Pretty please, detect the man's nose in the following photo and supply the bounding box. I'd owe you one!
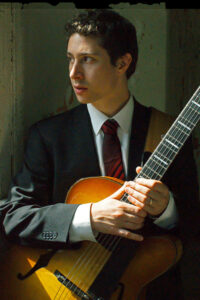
[69,61,84,80]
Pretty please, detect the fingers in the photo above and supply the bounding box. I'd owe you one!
[111,211,145,231]
[91,198,145,242]
[112,207,146,226]
[110,182,128,200]
[118,201,147,218]
[111,227,144,241]
[125,182,159,208]
[136,166,142,174]
[125,168,170,216]
[135,178,168,195]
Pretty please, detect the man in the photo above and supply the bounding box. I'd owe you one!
[0,9,199,299]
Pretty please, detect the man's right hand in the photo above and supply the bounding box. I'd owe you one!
[90,182,147,241]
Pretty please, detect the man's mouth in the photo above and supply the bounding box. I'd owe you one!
[73,86,88,95]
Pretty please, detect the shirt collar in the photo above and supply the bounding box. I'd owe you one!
[87,95,134,135]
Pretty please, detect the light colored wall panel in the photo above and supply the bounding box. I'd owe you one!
[111,4,168,111]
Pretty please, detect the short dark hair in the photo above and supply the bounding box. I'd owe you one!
[65,9,138,79]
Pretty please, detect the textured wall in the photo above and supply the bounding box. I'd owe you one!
[112,3,168,111]
[0,4,13,198]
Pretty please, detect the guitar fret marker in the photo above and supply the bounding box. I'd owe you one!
[192,100,200,108]
[174,125,187,135]
[153,155,168,166]
[165,139,179,149]
[177,121,191,131]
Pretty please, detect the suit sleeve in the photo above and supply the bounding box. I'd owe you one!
[0,124,79,249]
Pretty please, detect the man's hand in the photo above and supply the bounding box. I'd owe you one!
[90,166,169,241]
[91,183,146,242]
[125,166,170,217]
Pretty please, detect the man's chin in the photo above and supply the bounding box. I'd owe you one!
[76,95,92,105]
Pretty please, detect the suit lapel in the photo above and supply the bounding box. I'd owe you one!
[52,104,101,203]
[127,99,151,180]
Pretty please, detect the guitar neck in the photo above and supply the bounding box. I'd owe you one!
[136,86,200,181]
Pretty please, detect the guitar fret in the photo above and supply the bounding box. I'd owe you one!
[154,150,174,163]
[189,105,200,115]
[177,120,191,131]
[169,126,189,140]
[175,121,190,133]
[180,116,195,126]
[138,173,151,179]
[139,154,171,181]
[153,155,168,166]
[169,129,191,144]
[165,138,179,149]
[166,134,184,147]
[147,159,166,175]
[180,108,199,125]
[192,100,200,108]
[161,140,179,154]
[144,165,163,177]
[139,170,160,180]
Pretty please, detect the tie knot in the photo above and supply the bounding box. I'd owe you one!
[102,119,119,135]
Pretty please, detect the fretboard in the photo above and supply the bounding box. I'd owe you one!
[136,85,200,181]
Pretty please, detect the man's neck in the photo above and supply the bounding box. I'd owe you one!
[92,89,130,118]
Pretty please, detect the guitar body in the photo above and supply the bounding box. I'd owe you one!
[0,177,182,300]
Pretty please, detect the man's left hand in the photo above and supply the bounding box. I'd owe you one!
[125,166,170,217]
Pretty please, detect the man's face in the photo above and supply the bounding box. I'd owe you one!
[67,33,120,105]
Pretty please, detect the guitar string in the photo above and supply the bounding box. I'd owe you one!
[55,88,200,299]
[60,89,200,299]
[59,89,200,300]
[58,227,120,299]
[56,237,118,299]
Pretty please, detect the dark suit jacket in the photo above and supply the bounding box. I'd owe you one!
[0,99,199,249]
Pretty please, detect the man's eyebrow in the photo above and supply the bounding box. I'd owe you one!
[67,51,100,56]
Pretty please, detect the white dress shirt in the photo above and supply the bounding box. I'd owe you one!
[69,96,178,242]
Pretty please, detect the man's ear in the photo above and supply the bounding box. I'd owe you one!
[116,53,132,74]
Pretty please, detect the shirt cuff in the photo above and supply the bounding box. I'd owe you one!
[153,191,179,229]
[69,203,97,243]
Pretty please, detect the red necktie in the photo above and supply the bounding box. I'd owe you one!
[102,119,125,180]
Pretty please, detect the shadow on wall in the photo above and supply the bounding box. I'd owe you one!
[0,199,11,260]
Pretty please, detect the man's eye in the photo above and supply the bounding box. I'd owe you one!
[67,57,73,63]
[83,56,93,62]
